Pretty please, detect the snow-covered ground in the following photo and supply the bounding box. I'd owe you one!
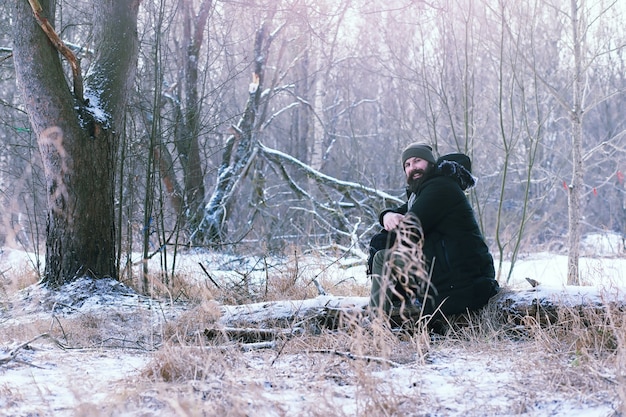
[0,233,624,416]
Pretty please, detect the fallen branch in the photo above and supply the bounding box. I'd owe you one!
[0,333,67,368]
[204,326,303,343]
[259,143,402,204]
[241,341,276,351]
[308,349,402,367]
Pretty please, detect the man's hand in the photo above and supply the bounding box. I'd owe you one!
[382,212,404,231]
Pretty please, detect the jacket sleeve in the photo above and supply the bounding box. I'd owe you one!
[379,202,408,226]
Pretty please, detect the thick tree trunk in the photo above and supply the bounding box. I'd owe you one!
[36,126,118,284]
[13,0,140,286]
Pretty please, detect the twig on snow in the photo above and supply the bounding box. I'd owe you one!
[0,333,67,368]
[308,349,401,367]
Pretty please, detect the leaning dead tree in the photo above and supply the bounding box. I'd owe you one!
[191,18,403,250]
[190,20,278,245]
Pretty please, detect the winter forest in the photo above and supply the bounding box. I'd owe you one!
[1,0,625,286]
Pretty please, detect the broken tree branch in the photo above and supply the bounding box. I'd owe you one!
[259,143,402,205]
[27,0,84,102]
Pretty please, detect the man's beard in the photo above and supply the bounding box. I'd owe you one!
[406,168,428,193]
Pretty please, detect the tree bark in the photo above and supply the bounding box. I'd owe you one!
[13,0,140,286]
[309,48,326,172]
[173,0,211,229]
[566,0,584,285]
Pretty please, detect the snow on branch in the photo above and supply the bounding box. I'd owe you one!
[258,142,400,258]
[258,143,403,204]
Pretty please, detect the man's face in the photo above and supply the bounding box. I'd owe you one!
[404,156,430,182]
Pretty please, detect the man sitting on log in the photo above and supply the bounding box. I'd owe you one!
[368,143,499,322]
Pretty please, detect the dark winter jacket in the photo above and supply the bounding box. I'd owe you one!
[379,154,498,316]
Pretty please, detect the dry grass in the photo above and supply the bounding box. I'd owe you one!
[440,298,626,413]
[135,288,624,415]
[1,251,625,416]
[0,263,39,301]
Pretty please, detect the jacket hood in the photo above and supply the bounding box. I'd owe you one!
[406,152,477,196]
[436,159,476,191]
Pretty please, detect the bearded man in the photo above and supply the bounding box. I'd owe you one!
[368,143,499,320]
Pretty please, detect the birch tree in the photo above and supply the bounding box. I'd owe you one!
[538,0,619,284]
[566,0,585,285]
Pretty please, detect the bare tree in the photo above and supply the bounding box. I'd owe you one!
[12,0,140,286]
[529,0,621,284]
[565,0,585,285]
[168,0,212,230]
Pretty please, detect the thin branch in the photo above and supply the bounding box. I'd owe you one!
[308,349,402,367]
[0,333,67,367]
[198,262,221,289]
[0,48,12,64]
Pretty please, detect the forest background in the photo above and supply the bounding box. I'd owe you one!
[0,0,625,290]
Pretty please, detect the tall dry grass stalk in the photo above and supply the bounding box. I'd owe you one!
[606,302,626,414]
[378,213,430,318]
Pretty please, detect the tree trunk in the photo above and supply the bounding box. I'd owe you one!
[290,49,311,163]
[12,0,140,286]
[567,0,584,285]
[309,48,326,172]
[174,0,211,229]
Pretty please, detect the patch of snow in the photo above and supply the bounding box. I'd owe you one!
[498,253,626,289]
[83,87,110,126]
[0,347,149,417]
[582,232,624,256]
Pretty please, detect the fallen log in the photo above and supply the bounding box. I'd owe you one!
[209,285,626,341]
[217,295,369,335]
[494,285,626,326]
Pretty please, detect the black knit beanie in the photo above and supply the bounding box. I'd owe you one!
[401,143,436,166]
